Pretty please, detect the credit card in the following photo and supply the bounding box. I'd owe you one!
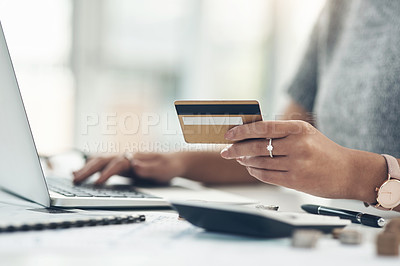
[175,100,262,143]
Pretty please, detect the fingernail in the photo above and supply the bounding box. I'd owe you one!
[220,146,230,158]
[225,129,235,140]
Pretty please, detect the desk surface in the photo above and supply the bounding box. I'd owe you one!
[0,182,399,266]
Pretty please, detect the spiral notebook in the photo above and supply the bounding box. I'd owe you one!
[0,210,145,233]
[0,191,145,234]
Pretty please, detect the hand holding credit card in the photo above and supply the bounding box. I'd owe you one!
[175,100,262,143]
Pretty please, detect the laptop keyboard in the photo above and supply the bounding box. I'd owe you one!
[47,178,159,199]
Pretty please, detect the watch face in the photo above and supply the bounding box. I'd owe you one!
[377,179,400,209]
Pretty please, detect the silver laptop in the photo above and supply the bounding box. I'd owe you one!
[0,21,255,208]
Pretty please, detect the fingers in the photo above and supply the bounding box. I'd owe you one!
[236,156,289,171]
[73,153,167,185]
[95,156,131,185]
[225,120,308,141]
[246,166,288,186]
[73,157,114,184]
[220,137,289,159]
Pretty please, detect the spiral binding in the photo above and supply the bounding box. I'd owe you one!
[0,214,145,233]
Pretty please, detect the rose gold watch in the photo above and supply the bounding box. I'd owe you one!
[373,154,400,210]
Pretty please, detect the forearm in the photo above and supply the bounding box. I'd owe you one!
[176,151,257,185]
[346,149,400,212]
[281,100,400,211]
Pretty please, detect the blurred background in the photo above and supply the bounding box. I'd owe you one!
[0,0,325,157]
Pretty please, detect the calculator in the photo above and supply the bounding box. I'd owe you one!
[170,201,350,238]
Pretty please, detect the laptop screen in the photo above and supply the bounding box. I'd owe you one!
[0,21,50,207]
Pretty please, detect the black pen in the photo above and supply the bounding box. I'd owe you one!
[301,204,386,228]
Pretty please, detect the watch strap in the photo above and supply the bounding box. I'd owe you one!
[382,154,400,179]
[365,154,400,210]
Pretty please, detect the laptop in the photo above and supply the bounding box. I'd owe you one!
[0,21,256,208]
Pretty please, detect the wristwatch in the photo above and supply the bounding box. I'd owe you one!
[373,154,400,210]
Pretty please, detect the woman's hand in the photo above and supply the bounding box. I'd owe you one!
[73,152,185,185]
[220,120,387,201]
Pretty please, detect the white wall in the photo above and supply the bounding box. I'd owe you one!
[0,0,325,155]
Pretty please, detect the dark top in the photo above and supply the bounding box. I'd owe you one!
[287,0,400,157]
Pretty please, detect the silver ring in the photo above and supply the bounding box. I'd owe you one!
[266,138,273,158]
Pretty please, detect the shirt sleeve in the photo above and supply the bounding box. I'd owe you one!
[286,16,320,112]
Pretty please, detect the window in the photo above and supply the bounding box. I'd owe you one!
[73,0,273,154]
[0,0,73,155]
[0,0,324,155]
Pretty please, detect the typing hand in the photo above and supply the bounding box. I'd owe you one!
[220,120,386,201]
[73,152,184,185]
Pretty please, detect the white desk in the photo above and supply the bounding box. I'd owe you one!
[0,182,399,266]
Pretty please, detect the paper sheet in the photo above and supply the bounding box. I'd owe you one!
[0,211,399,266]
[0,190,399,266]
